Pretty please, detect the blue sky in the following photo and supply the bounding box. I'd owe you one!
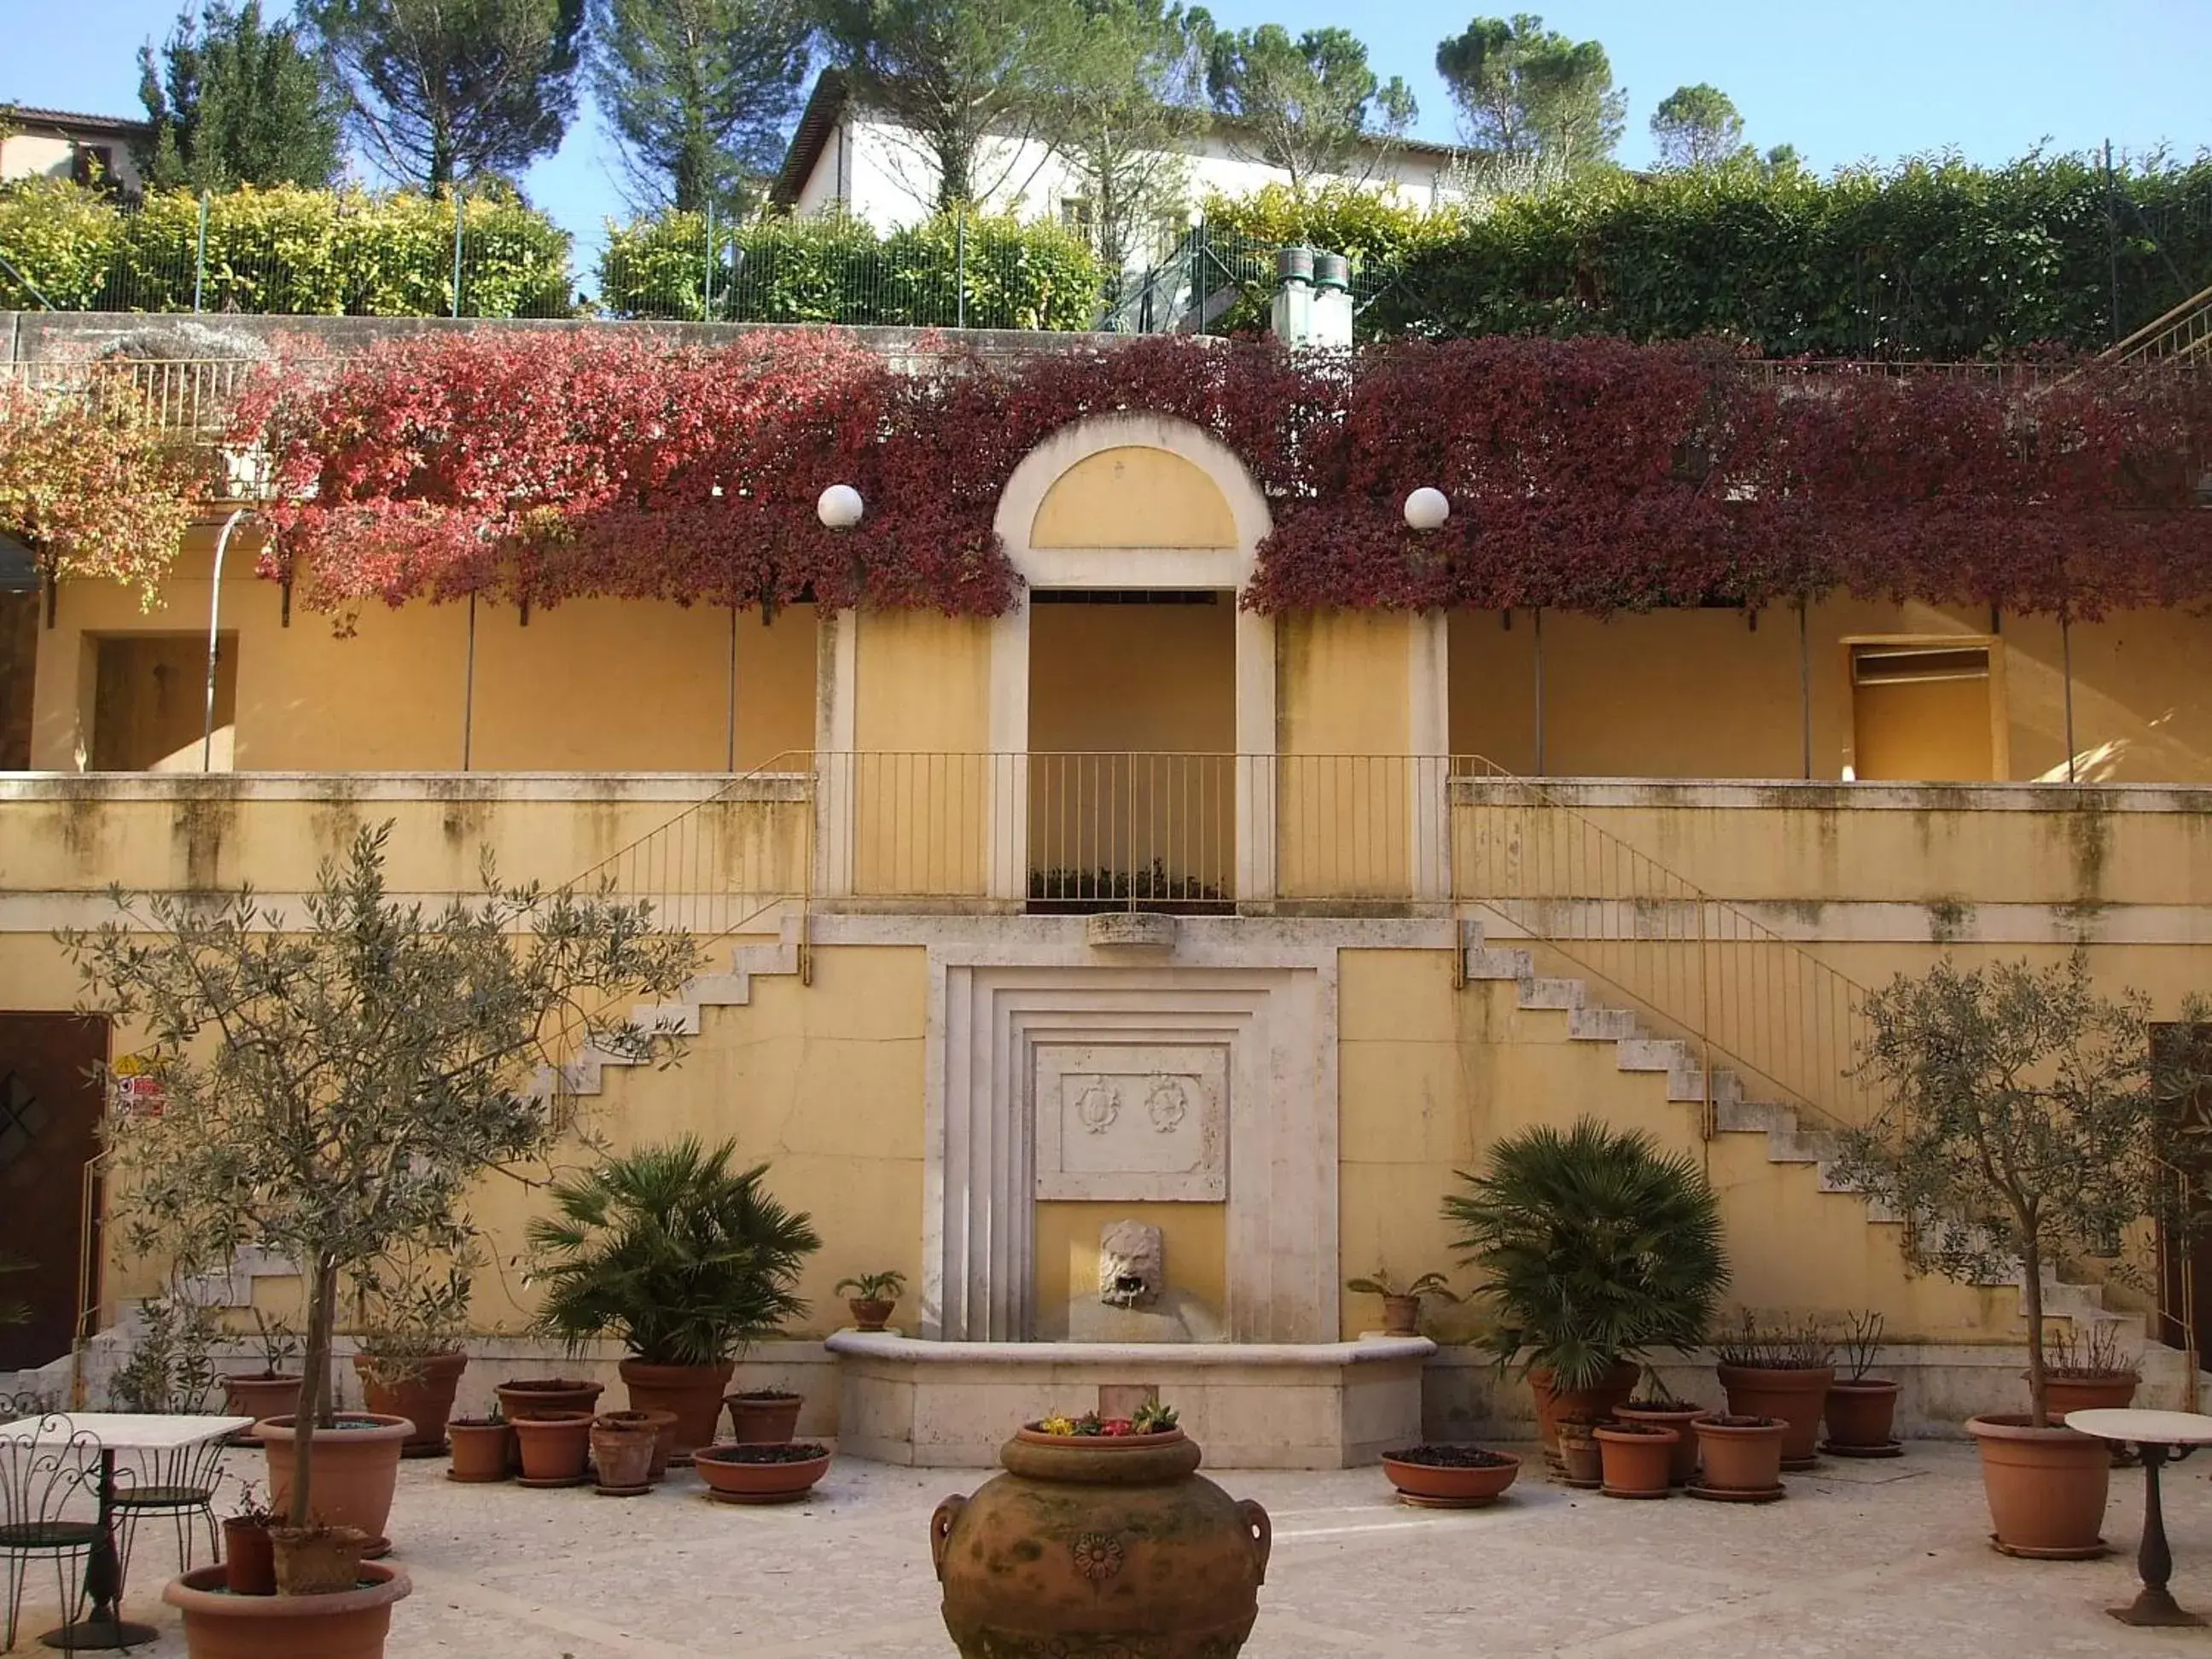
[9,0,2210,270]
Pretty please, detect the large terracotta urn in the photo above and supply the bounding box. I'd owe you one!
[931,1427,1272,1658]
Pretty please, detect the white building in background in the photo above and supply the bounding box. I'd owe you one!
[770,71,1465,268]
[0,106,151,195]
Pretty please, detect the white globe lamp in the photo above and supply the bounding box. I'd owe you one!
[1403,486,1450,533]
[817,484,865,530]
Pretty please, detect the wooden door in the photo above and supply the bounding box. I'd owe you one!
[0,1015,107,1371]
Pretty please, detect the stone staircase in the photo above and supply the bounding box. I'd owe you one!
[1461,921,2144,1351]
[527,914,806,1105]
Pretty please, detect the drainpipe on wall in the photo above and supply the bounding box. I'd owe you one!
[202,507,247,771]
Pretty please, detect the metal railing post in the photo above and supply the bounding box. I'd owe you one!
[955,206,968,330]
[703,198,716,319]
[451,188,465,318]
[193,190,209,313]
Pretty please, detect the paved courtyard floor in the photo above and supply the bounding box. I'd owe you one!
[16,1442,2212,1656]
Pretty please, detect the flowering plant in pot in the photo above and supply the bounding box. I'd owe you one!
[1713,1313,1835,1470]
[69,823,696,1653]
[835,1269,908,1332]
[1443,1118,1729,1469]
[1831,954,2211,1560]
[1823,1311,1901,1456]
[1343,1269,1458,1337]
[527,1136,821,1462]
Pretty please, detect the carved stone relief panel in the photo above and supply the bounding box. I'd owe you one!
[1033,1041,1228,1202]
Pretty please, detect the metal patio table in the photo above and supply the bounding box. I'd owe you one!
[2065,1407,2212,1628]
[1,1411,253,1650]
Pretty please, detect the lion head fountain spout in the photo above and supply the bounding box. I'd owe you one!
[1099,1220,1164,1310]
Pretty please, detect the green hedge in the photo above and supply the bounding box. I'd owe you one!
[0,182,573,316]
[597,210,1109,331]
[1368,153,2212,357]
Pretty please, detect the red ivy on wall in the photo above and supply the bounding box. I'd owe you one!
[240,328,2212,620]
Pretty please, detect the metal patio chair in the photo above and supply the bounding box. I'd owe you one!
[0,1415,102,1651]
[114,1434,228,1585]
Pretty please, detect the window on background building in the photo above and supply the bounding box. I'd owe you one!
[1059,197,1097,247]
[1848,641,1998,782]
[71,144,115,189]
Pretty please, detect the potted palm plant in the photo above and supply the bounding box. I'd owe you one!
[836,1270,908,1332]
[1444,1118,1729,1471]
[1343,1270,1458,1337]
[69,823,696,1658]
[527,1137,821,1464]
[1832,954,2209,1560]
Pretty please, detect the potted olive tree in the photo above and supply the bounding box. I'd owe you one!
[1833,954,2208,1560]
[67,824,696,1658]
[527,1137,820,1462]
[1445,1118,1729,1470]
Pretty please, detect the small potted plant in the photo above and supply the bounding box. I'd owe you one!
[2043,1320,2143,1469]
[595,1407,680,1480]
[1555,1417,1603,1488]
[350,1255,473,1458]
[493,1377,605,1420]
[1377,1443,1521,1507]
[1714,1313,1834,1470]
[1343,1270,1458,1337]
[220,1481,278,1597]
[1593,1421,1678,1499]
[510,1409,595,1486]
[1823,1311,1901,1456]
[1691,1415,1787,1500]
[1614,1371,1709,1487]
[1444,1119,1728,1470]
[1831,954,2209,1559]
[445,1406,511,1483]
[221,1311,304,1432]
[835,1270,908,1332]
[694,1439,835,1504]
[527,1136,821,1463]
[590,1411,660,1496]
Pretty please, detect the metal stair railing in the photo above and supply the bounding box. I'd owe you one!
[2102,284,2212,365]
[1450,757,1883,1140]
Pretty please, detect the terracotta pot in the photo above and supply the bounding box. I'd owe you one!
[2044,1371,2140,1417]
[271,1524,369,1595]
[1969,1414,2111,1557]
[1614,1404,1709,1485]
[1378,1447,1521,1507]
[445,1418,511,1482]
[620,1359,734,1461]
[591,1417,659,1494]
[597,1409,678,1480]
[221,1516,276,1596]
[1695,1415,1786,1493]
[166,1560,409,1659]
[494,1377,604,1421]
[724,1388,804,1444]
[1594,1423,1678,1498]
[352,1351,466,1457]
[254,1414,411,1557]
[1528,1360,1641,1458]
[933,1428,1271,1658]
[694,1441,833,1504]
[1380,1295,1421,1336]
[1716,1364,1834,1464]
[848,1297,897,1331]
[510,1411,594,1483]
[222,1372,303,1429]
[1557,1423,1604,1487]
[1823,1379,1901,1450]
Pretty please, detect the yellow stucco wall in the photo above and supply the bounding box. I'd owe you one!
[31,534,819,775]
[850,609,995,896]
[1030,447,1237,549]
[1277,612,1412,896]
[1448,600,2212,784]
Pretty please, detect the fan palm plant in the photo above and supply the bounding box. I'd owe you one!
[1444,1117,1729,1391]
[527,1138,822,1365]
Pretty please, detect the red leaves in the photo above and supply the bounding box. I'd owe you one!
[242,328,2212,620]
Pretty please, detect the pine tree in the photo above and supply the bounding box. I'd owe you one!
[304,0,587,188]
[1046,0,1208,271]
[1650,84,1744,171]
[137,1,346,192]
[591,0,811,213]
[1435,13,1625,183]
[1188,18,1416,198]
